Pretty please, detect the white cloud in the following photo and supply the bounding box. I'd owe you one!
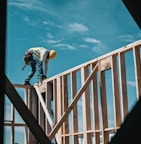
[68,23,89,33]
[92,42,107,54]
[47,40,61,44]
[8,1,57,16]
[79,45,88,48]
[47,32,54,39]
[84,37,100,43]
[55,43,75,50]
[23,16,37,26]
[119,35,137,43]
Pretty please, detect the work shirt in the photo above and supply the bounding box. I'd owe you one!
[27,47,49,75]
[27,47,49,62]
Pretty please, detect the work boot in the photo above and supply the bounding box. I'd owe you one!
[41,75,47,81]
[24,80,31,85]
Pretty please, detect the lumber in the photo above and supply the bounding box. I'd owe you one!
[4,74,51,144]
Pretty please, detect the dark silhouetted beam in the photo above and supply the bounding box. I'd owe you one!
[0,0,6,144]
[109,98,141,144]
[122,0,141,29]
[4,75,51,144]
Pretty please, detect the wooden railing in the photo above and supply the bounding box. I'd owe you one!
[4,39,141,144]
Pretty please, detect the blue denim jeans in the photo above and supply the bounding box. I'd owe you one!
[24,53,46,83]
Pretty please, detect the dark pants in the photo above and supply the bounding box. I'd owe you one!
[24,60,46,83]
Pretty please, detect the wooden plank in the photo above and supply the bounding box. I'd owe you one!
[49,63,98,139]
[56,76,63,144]
[46,82,53,134]
[53,79,58,144]
[4,75,51,144]
[118,52,128,121]
[111,55,121,127]
[34,85,53,128]
[38,83,47,93]
[29,88,37,143]
[53,79,57,124]
[100,71,108,144]
[71,71,79,144]
[92,63,100,144]
[13,84,32,89]
[28,88,38,144]
[99,56,111,71]
[44,40,141,82]
[62,75,69,144]
[11,104,14,144]
[39,92,46,132]
[81,66,92,144]
[133,46,141,99]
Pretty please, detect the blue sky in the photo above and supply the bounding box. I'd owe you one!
[5,0,141,143]
[6,0,141,85]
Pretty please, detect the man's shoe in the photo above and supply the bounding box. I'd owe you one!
[24,81,31,85]
[41,75,47,81]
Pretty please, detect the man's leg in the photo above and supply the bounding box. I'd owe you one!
[24,61,36,85]
[37,62,46,82]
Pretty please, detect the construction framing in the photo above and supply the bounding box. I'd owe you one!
[4,40,141,144]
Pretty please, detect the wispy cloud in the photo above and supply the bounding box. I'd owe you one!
[68,23,89,33]
[55,43,75,50]
[79,44,88,48]
[92,42,107,54]
[84,38,107,54]
[47,39,61,44]
[119,34,138,43]
[23,16,37,26]
[8,0,57,16]
[84,37,100,44]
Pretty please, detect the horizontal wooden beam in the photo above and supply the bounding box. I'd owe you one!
[13,84,33,89]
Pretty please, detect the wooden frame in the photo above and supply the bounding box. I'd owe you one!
[4,40,141,144]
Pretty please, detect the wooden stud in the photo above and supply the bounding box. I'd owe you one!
[118,52,128,121]
[81,66,92,144]
[133,46,141,99]
[71,71,79,144]
[92,63,100,144]
[99,71,108,144]
[62,75,69,144]
[111,55,121,128]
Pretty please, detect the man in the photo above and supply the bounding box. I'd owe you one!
[23,47,56,85]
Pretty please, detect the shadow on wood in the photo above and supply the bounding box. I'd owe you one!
[109,98,141,144]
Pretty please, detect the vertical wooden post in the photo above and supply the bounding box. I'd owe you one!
[56,77,63,144]
[71,71,78,144]
[81,66,92,144]
[11,104,15,144]
[53,79,57,144]
[133,46,141,99]
[111,55,121,128]
[39,92,46,132]
[29,88,38,144]
[24,88,29,144]
[46,82,53,134]
[99,71,108,144]
[119,52,128,121]
[92,63,100,144]
[62,75,69,144]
